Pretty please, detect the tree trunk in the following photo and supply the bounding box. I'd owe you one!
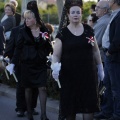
[56,0,64,23]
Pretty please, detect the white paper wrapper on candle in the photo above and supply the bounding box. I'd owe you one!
[13,73,18,82]
[55,79,61,88]
[6,63,18,82]
[6,63,15,75]
[51,62,61,88]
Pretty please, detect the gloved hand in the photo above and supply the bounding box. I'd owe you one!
[97,63,104,81]
[51,62,61,81]
[6,63,15,75]
[52,71,59,80]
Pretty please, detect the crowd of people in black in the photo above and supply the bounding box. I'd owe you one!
[0,0,120,120]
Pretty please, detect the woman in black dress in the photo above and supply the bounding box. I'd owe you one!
[6,2,53,120]
[51,2,104,120]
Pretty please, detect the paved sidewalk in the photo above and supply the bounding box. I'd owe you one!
[0,83,82,119]
[0,83,59,112]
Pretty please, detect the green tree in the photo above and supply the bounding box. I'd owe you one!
[0,2,5,17]
[16,0,21,13]
[39,4,59,24]
[82,1,96,22]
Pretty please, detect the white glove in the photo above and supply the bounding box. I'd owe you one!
[47,55,52,62]
[52,71,59,80]
[97,63,104,81]
[6,63,15,75]
[51,62,61,81]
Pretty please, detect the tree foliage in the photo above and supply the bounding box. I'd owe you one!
[0,2,5,17]
[0,0,21,17]
[82,1,96,22]
[39,4,59,24]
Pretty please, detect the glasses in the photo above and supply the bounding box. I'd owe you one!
[95,6,106,10]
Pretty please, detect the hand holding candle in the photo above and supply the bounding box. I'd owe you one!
[51,62,61,88]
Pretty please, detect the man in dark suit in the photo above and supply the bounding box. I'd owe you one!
[94,0,120,120]
[4,15,39,117]
[0,25,5,55]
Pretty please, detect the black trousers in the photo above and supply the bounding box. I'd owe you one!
[15,65,38,112]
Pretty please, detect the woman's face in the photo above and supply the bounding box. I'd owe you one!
[25,13,36,27]
[4,6,13,16]
[68,6,82,24]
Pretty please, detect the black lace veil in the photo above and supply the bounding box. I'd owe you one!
[27,1,48,32]
[58,0,83,32]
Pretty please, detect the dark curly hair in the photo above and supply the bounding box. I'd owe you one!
[91,13,98,23]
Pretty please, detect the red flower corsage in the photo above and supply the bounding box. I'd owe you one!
[86,36,95,46]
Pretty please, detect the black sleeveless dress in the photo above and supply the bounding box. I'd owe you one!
[56,24,100,116]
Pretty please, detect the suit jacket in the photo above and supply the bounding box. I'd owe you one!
[108,11,120,62]
[0,15,16,32]
[4,24,24,59]
[0,25,4,55]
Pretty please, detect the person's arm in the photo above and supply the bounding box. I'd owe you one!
[93,37,104,81]
[52,38,62,63]
[0,26,5,55]
[11,29,24,65]
[51,38,62,83]
[92,37,102,64]
[4,28,16,59]
[6,29,24,75]
[1,17,14,32]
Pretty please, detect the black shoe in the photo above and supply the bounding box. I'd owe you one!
[94,112,111,119]
[16,111,24,117]
[32,109,39,115]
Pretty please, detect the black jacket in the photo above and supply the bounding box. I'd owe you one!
[108,11,120,62]
[11,26,53,65]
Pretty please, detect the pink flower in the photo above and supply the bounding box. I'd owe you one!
[86,36,95,46]
[40,32,49,40]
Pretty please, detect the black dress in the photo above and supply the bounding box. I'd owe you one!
[56,24,100,116]
[12,26,53,88]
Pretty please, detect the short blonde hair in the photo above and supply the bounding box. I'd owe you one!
[24,10,35,18]
[4,3,16,14]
